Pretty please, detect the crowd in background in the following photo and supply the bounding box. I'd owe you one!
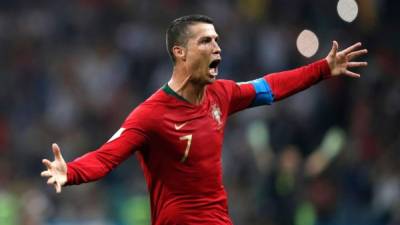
[0,0,399,225]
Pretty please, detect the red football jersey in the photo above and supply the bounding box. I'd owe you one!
[66,59,330,225]
[68,80,256,225]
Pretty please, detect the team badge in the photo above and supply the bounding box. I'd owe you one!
[211,104,222,126]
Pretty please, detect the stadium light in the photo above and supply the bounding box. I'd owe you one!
[337,0,359,23]
[296,29,319,58]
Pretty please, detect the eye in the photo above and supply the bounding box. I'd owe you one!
[200,37,212,44]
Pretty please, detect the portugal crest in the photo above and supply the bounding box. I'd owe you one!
[211,104,222,125]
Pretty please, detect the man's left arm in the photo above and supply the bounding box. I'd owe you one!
[228,41,367,113]
[262,41,367,102]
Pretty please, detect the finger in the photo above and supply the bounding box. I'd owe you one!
[41,170,52,177]
[345,70,361,78]
[330,40,338,56]
[42,159,52,169]
[52,143,63,161]
[55,182,62,193]
[347,62,368,68]
[47,176,56,185]
[348,49,368,60]
[342,42,362,55]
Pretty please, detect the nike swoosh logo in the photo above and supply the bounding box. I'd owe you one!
[174,122,188,130]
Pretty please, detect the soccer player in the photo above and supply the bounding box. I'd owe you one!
[41,15,367,225]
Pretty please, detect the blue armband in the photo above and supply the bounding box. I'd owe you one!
[250,78,274,107]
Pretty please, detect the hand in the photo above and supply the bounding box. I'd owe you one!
[325,41,368,78]
[41,143,67,193]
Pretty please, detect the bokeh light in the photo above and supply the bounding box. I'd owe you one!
[337,0,359,22]
[296,29,319,58]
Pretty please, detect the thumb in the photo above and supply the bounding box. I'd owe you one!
[330,40,338,56]
[52,143,64,162]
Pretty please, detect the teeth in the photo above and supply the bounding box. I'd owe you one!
[209,67,218,76]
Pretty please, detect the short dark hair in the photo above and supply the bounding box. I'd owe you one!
[166,15,214,63]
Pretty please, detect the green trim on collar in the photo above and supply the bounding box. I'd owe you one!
[162,84,190,103]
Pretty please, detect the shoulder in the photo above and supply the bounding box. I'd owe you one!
[211,79,236,88]
[208,79,252,100]
[124,90,168,130]
[208,79,237,96]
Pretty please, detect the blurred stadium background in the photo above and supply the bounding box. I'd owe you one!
[0,0,399,225]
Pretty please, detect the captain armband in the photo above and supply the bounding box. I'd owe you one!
[248,78,274,106]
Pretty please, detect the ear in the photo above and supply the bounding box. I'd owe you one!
[172,46,187,62]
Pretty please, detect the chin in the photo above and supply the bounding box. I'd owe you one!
[194,72,217,85]
[206,75,217,83]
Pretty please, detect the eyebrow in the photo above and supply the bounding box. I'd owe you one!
[198,35,219,42]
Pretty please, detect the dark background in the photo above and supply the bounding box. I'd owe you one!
[0,0,399,224]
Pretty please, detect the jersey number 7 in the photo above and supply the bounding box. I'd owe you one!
[179,134,192,163]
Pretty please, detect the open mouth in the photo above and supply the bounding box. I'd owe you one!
[209,59,221,77]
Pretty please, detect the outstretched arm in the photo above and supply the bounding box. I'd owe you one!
[264,41,368,102]
[41,128,147,193]
[222,41,368,114]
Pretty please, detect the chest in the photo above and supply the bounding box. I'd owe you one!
[155,100,227,164]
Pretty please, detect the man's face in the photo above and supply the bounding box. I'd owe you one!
[182,23,221,84]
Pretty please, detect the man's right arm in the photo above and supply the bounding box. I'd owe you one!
[66,128,147,185]
[41,106,151,193]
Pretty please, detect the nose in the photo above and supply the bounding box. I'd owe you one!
[213,41,221,54]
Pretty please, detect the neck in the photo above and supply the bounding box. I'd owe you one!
[168,66,206,105]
